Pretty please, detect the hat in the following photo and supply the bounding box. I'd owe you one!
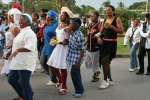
[47,10,57,19]
[21,13,32,24]
[61,7,74,18]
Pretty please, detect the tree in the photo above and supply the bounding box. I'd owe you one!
[129,1,147,10]
[80,5,96,16]
[55,0,76,12]
[102,0,111,7]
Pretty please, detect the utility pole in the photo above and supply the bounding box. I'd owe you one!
[146,0,149,13]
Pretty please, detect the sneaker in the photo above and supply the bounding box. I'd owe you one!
[135,67,140,70]
[72,93,83,98]
[99,80,110,89]
[108,79,114,86]
[129,68,135,72]
[46,80,56,86]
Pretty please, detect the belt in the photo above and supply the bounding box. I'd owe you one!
[103,38,117,42]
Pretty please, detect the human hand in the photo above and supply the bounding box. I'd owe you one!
[97,37,103,45]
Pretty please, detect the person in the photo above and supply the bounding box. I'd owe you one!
[84,11,101,82]
[136,13,150,75]
[47,11,70,95]
[36,13,47,57]
[96,5,123,89]
[66,18,84,97]
[1,8,21,75]
[0,16,6,58]
[40,10,58,85]
[31,12,39,34]
[8,13,37,100]
[124,19,141,72]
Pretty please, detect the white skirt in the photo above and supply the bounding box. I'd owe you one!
[47,44,68,69]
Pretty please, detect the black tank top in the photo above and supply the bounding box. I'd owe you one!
[102,17,117,40]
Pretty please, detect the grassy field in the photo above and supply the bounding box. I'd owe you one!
[117,37,129,55]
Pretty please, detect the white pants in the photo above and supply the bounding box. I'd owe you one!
[84,51,100,73]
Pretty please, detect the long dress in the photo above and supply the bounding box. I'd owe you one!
[47,28,68,69]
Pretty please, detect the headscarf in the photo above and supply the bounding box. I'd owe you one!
[47,10,57,20]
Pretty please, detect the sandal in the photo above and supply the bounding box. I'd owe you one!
[55,83,61,89]
[58,89,67,95]
[13,97,23,100]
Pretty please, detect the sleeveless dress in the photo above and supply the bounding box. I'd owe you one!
[47,28,68,69]
[100,17,117,64]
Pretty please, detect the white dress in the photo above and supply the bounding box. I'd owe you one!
[47,28,68,69]
[1,31,14,75]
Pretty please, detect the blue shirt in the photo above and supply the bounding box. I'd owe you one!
[66,29,84,67]
[42,21,58,56]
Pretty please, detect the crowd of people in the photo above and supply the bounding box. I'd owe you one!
[0,4,150,100]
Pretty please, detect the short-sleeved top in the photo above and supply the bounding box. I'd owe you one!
[10,26,37,72]
[41,21,58,56]
[66,29,84,67]
[87,21,100,52]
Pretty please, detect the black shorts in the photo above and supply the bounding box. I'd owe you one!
[100,42,117,65]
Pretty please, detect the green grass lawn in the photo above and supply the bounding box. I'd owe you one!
[117,37,130,55]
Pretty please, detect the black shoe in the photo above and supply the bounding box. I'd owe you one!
[145,72,150,75]
[136,71,144,75]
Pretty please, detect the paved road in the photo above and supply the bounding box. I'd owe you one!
[0,58,150,100]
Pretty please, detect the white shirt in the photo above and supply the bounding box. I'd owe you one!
[140,23,150,49]
[124,26,141,45]
[10,26,37,72]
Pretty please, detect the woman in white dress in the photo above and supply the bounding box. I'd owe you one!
[47,11,70,95]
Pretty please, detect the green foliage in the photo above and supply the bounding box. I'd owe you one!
[79,5,96,16]
[117,37,129,55]
[129,1,147,10]
[116,8,140,31]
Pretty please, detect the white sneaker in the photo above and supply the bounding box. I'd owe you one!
[107,79,114,86]
[46,81,56,86]
[99,80,110,89]
[129,68,135,72]
[135,67,140,70]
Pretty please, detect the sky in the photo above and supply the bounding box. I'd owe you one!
[75,0,147,9]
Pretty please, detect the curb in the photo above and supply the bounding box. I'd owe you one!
[116,55,130,58]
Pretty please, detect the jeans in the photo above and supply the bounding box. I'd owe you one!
[40,54,57,83]
[8,70,33,100]
[130,43,139,69]
[138,46,150,72]
[71,66,84,94]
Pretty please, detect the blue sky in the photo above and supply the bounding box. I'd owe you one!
[75,0,147,9]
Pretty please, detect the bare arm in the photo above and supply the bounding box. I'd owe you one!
[110,17,124,33]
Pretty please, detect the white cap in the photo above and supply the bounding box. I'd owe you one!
[21,13,32,24]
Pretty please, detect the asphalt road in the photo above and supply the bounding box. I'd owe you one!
[0,58,150,100]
